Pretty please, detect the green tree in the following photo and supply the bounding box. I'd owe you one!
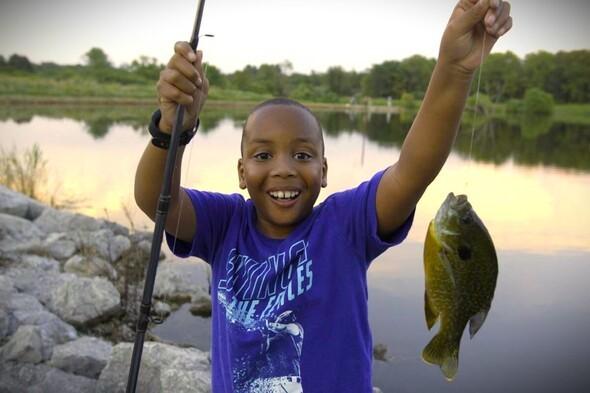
[230,65,258,92]
[524,51,555,92]
[552,50,590,102]
[362,60,403,98]
[8,54,34,72]
[204,63,226,88]
[480,51,524,101]
[400,55,435,96]
[523,87,554,115]
[83,47,111,68]
[0,55,5,67]
[129,55,163,81]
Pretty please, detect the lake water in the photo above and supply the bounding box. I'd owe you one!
[1,103,589,392]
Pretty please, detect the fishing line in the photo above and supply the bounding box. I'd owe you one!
[171,61,209,253]
[464,31,487,190]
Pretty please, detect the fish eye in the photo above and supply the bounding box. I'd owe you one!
[458,245,472,261]
[461,214,473,225]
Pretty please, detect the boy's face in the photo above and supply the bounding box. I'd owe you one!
[238,105,327,239]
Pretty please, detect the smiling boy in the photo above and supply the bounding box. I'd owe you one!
[135,1,512,391]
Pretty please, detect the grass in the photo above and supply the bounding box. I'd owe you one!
[0,144,84,209]
[1,74,589,125]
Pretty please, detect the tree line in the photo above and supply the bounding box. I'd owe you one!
[1,48,589,103]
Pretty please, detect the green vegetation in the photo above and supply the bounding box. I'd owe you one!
[0,144,83,209]
[523,88,555,115]
[0,144,46,200]
[1,47,589,106]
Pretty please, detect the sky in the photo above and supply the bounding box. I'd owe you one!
[0,0,589,74]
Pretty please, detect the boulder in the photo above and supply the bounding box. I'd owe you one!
[49,336,112,379]
[96,342,211,393]
[0,213,44,251]
[0,361,97,393]
[4,293,77,356]
[34,207,103,234]
[43,233,77,260]
[72,229,131,263]
[154,261,210,302]
[0,325,45,363]
[64,254,117,280]
[4,260,67,306]
[189,291,212,317]
[0,185,45,220]
[46,275,120,327]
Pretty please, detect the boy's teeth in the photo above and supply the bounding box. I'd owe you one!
[269,191,300,200]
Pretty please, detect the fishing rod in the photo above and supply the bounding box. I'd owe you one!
[125,1,208,392]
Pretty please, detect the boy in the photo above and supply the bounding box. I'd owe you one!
[135,0,512,391]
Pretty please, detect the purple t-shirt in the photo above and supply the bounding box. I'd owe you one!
[166,170,413,393]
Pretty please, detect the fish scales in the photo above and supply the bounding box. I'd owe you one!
[422,193,498,381]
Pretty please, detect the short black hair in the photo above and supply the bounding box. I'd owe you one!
[241,97,325,156]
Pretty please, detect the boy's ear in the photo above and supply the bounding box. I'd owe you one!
[321,157,328,188]
[238,158,247,189]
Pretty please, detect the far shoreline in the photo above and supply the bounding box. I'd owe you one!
[0,95,402,114]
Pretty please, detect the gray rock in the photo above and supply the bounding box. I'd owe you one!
[64,254,117,280]
[97,342,211,393]
[0,213,44,251]
[154,261,210,302]
[0,185,45,220]
[72,229,131,262]
[47,275,120,326]
[0,275,15,301]
[4,264,67,306]
[0,361,97,393]
[0,325,44,363]
[0,309,9,339]
[190,291,212,317]
[49,336,112,379]
[34,207,103,234]
[153,300,172,317]
[20,254,60,273]
[4,293,77,354]
[43,233,77,260]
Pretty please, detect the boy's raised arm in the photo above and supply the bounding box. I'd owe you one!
[375,0,512,238]
[134,42,209,243]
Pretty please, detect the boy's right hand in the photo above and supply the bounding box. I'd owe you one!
[156,42,209,133]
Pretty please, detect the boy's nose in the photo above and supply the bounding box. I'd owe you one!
[270,155,296,178]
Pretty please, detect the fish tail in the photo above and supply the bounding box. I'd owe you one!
[421,333,459,381]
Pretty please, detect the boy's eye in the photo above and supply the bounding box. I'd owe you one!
[294,152,312,160]
[254,152,271,161]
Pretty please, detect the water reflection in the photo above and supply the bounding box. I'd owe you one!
[1,104,589,171]
[0,104,589,254]
[1,104,589,391]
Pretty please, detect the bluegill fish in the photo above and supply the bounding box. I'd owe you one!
[422,193,498,381]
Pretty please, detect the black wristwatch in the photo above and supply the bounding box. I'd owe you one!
[148,109,199,149]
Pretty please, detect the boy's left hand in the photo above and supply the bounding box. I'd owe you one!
[438,0,512,77]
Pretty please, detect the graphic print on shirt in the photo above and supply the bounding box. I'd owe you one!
[217,239,313,392]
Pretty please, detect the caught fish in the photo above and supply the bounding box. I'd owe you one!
[422,193,498,381]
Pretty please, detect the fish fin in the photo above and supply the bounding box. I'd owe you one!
[438,250,456,287]
[469,309,489,338]
[421,333,460,381]
[424,291,438,330]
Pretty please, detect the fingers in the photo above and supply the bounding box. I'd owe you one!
[158,42,205,105]
[453,0,512,37]
[484,1,512,37]
[453,0,493,33]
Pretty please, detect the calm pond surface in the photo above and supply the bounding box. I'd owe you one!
[1,104,589,392]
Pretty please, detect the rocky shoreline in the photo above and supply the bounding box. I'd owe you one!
[0,185,385,393]
[0,185,212,392]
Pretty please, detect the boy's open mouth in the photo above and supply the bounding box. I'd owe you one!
[268,190,301,201]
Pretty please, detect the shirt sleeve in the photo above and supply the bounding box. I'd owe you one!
[165,189,245,263]
[326,169,414,264]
